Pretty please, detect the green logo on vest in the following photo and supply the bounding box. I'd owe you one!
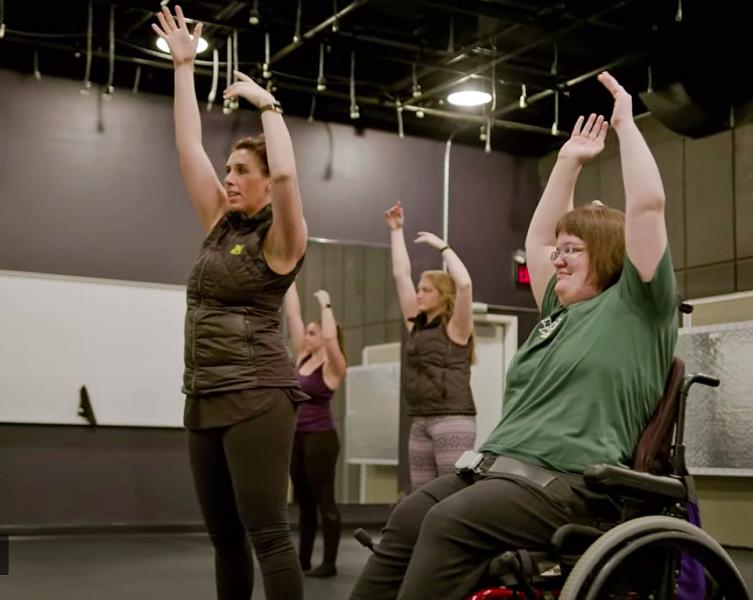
[229,244,244,255]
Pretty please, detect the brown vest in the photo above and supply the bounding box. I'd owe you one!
[403,313,475,417]
[183,205,302,395]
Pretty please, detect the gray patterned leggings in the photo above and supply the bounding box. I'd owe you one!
[408,415,476,492]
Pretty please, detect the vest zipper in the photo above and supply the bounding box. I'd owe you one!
[191,254,209,392]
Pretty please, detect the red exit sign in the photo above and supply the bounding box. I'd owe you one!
[513,250,530,288]
[516,263,531,286]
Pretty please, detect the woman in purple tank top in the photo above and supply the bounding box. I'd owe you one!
[284,282,347,578]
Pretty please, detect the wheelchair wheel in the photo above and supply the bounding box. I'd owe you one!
[559,515,750,600]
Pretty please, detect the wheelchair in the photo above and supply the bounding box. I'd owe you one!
[355,356,751,599]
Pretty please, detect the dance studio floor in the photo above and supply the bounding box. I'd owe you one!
[3,531,753,599]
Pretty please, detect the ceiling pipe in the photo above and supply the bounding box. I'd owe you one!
[270,0,370,64]
[400,104,568,137]
[491,53,648,119]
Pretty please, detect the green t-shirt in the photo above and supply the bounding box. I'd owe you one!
[480,248,678,473]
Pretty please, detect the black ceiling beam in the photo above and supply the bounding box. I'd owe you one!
[270,0,370,65]
[416,0,543,22]
[269,73,565,138]
[332,29,450,60]
[402,0,629,107]
[389,1,565,92]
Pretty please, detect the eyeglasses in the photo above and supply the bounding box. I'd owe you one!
[550,245,586,262]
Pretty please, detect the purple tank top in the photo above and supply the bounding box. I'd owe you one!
[297,357,336,432]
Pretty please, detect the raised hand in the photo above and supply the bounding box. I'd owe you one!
[597,71,633,131]
[414,231,445,250]
[314,290,331,308]
[384,202,405,231]
[151,5,202,67]
[558,113,608,164]
[223,70,275,109]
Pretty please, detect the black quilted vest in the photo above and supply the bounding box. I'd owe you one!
[403,313,476,417]
[183,205,302,395]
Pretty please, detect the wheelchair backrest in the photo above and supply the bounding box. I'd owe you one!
[631,357,685,475]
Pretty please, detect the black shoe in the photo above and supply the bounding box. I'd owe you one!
[305,564,337,578]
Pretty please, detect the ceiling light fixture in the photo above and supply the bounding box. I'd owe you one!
[316,43,326,91]
[447,90,491,107]
[156,35,208,54]
[249,0,260,26]
[349,50,359,119]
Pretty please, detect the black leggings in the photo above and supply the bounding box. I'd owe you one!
[289,429,341,570]
[350,470,619,600]
[187,393,302,600]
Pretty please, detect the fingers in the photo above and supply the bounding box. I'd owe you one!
[156,11,170,35]
[571,115,584,137]
[597,71,621,97]
[192,21,203,39]
[596,119,609,142]
[151,22,167,38]
[587,115,605,140]
[162,6,178,31]
[234,70,252,82]
[175,5,187,29]
[581,113,597,137]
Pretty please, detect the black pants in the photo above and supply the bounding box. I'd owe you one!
[350,468,619,600]
[289,429,341,570]
[187,392,302,600]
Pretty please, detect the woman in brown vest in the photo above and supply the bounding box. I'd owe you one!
[385,201,476,492]
[153,7,307,600]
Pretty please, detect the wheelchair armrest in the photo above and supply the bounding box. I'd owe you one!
[583,464,687,503]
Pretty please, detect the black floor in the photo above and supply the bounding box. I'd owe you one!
[3,532,752,599]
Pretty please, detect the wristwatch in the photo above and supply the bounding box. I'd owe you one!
[259,100,283,114]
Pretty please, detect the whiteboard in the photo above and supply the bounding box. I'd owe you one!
[344,362,401,464]
[0,270,186,427]
[470,321,506,448]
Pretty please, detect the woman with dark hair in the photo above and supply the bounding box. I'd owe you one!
[350,71,678,600]
[384,202,477,492]
[153,6,307,599]
[283,282,347,578]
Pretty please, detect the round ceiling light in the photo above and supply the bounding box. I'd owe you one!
[156,36,209,55]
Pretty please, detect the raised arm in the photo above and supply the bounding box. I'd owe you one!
[313,290,347,388]
[525,114,608,310]
[598,71,667,281]
[223,72,307,275]
[385,202,418,331]
[414,232,473,345]
[283,281,306,362]
[152,6,226,232]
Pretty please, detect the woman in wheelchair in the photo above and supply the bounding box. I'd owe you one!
[349,71,686,600]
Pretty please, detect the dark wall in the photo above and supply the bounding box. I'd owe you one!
[0,424,201,530]
[539,114,753,299]
[0,68,540,308]
[0,68,543,528]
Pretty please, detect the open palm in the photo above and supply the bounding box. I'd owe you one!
[151,6,202,67]
[558,113,608,164]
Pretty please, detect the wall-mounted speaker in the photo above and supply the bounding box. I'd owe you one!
[639,82,731,139]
